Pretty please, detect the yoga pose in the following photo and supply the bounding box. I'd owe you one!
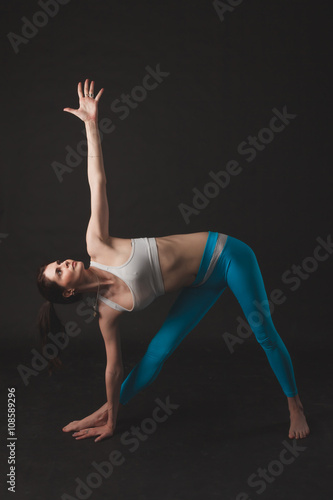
[36,79,309,443]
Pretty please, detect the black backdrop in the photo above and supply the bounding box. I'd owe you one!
[1,0,332,348]
[1,1,332,499]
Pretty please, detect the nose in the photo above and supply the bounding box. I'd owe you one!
[58,260,70,268]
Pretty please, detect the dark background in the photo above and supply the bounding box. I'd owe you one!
[0,1,332,499]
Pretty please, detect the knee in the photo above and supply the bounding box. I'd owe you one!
[253,327,279,351]
[257,336,278,351]
[145,343,171,364]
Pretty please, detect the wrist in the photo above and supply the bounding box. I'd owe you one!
[85,118,98,127]
[107,401,119,416]
[107,411,116,429]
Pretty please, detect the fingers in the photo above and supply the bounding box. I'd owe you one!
[77,79,103,100]
[84,78,89,97]
[95,87,104,102]
[95,430,113,442]
[62,420,88,432]
[78,79,94,98]
[62,422,77,432]
[72,428,95,440]
[94,434,105,443]
[77,81,84,99]
[63,108,81,120]
[69,427,112,442]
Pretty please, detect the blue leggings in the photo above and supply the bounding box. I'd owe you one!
[119,232,298,404]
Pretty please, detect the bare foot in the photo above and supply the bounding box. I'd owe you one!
[62,412,107,433]
[288,407,310,439]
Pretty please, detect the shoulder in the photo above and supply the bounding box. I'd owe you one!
[87,236,111,261]
[87,235,132,262]
[98,300,123,328]
[87,236,132,260]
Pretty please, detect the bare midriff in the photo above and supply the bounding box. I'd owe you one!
[154,231,209,292]
[90,232,210,304]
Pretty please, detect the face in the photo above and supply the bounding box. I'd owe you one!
[44,259,85,297]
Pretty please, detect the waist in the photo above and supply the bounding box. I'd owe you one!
[190,232,228,287]
[131,236,165,310]
[145,237,165,296]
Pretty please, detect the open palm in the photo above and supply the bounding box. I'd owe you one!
[63,79,104,122]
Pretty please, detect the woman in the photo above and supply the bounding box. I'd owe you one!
[36,79,309,443]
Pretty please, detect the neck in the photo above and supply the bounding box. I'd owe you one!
[76,267,115,294]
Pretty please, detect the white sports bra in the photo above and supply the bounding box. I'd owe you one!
[90,237,165,312]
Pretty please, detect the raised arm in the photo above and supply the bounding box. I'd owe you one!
[63,79,110,252]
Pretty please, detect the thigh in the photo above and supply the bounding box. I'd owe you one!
[225,237,277,342]
[146,280,227,359]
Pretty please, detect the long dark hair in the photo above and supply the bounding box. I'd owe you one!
[36,262,83,374]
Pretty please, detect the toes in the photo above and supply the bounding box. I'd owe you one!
[289,421,310,440]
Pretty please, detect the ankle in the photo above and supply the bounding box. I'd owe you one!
[287,394,304,414]
[290,405,304,416]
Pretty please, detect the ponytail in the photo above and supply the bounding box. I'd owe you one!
[36,300,65,374]
[36,262,83,375]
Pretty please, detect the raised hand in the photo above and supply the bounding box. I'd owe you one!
[63,78,104,123]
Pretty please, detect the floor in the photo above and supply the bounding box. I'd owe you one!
[2,334,332,500]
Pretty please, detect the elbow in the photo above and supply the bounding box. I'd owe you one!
[105,364,123,378]
[90,176,107,187]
